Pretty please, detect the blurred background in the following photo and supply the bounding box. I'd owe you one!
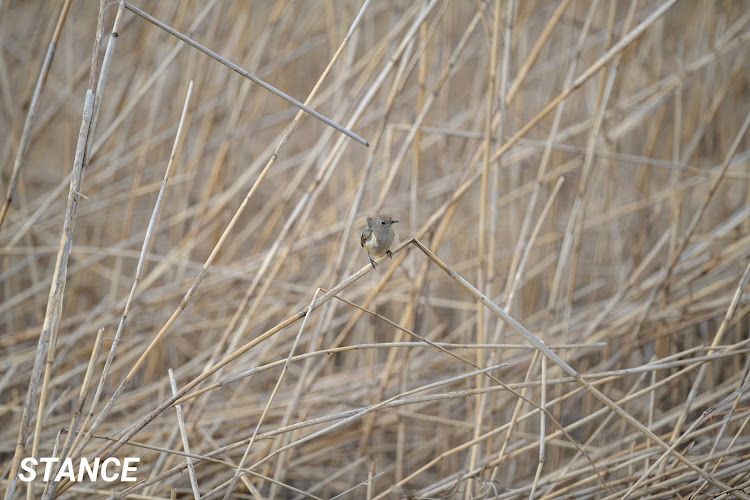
[2,1,750,498]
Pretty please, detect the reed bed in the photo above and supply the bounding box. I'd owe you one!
[1,1,750,498]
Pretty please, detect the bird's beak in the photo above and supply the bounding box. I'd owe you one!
[392,220,399,223]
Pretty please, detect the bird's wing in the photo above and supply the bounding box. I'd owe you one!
[360,227,372,247]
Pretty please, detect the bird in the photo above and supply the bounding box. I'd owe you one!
[361,214,398,269]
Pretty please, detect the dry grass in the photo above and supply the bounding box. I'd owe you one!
[2,1,750,498]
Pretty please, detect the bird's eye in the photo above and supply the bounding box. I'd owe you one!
[381,221,385,225]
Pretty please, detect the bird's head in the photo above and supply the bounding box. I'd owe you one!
[370,214,398,226]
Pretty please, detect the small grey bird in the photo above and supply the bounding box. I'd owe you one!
[361,214,398,269]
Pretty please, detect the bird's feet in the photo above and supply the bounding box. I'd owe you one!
[369,256,376,269]
[386,250,393,259]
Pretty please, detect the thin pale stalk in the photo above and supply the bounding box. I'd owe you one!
[0,0,73,230]
[121,2,368,147]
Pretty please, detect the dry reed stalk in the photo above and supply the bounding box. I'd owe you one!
[61,77,194,488]
[3,2,107,497]
[0,0,72,230]
[466,2,504,496]
[167,368,200,500]
[122,3,367,147]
